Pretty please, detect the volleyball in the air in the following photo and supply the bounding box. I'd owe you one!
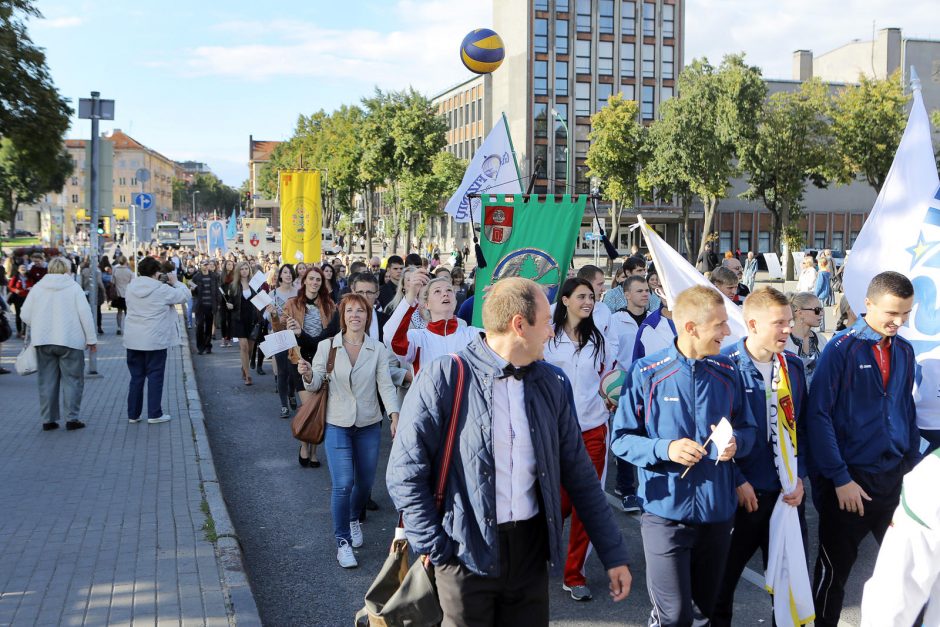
[599,369,628,406]
[460,28,505,74]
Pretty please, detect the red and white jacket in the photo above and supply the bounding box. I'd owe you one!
[383,298,481,373]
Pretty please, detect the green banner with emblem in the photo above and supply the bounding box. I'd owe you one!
[472,194,586,326]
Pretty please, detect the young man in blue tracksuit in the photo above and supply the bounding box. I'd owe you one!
[613,285,756,626]
[713,287,809,626]
[808,271,922,627]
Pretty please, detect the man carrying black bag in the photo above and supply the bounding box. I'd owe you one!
[386,278,632,627]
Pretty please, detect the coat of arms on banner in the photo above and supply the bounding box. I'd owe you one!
[484,205,513,244]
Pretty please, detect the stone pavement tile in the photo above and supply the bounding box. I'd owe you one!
[0,310,238,626]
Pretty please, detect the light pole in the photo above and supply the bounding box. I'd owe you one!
[191,190,200,226]
[550,108,570,193]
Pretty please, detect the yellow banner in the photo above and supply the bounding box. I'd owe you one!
[242,218,267,251]
[279,170,322,263]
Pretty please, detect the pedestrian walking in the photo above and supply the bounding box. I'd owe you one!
[612,285,756,626]
[123,256,190,425]
[298,294,400,568]
[387,277,632,626]
[227,261,263,385]
[6,263,30,338]
[265,263,299,418]
[808,271,922,627]
[80,258,106,334]
[796,255,817,293]
[20,256,98,431]
[191,260,220,355]
[784,292,828,390]
[218,259,235,346]
[743,251,759,293]
[111,255,134,336]
[543,277,615,602]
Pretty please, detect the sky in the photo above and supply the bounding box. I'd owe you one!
[28,0,939,187]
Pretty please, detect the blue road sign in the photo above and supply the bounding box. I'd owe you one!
[133,193,153,209]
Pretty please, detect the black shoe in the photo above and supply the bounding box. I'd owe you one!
[97,328,104,334]
[365,499,379,511]
[205,347,212,354]
[256,364,265,375]
[42,422,59,431]
[249,358,256,370]
[116,329,122,336]
[65,420,86,431]
[288,397,297,410]
[197,348,205,355]
[298,453,309,468]
[0,368,10,375]
[309,459,321,468]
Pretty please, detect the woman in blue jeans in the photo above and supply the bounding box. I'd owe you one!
[299,293,400,569]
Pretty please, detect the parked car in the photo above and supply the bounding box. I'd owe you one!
[7,229,35,237]
[265,226,275,242]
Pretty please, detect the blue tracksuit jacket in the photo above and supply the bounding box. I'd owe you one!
[612,343,757,524]
[806,317,921,487]
[722,340,808,492]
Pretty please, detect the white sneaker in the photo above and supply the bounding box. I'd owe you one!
[147,414,172,424]
[349,520,363,548]
[336,540,358,568]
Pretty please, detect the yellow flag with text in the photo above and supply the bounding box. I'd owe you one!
[279,170,322,263]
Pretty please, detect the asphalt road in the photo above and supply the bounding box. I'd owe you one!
[193,331,874,626]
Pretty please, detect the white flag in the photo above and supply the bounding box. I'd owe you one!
[842,69,940,431]
[633,215,747,347]
[444,113,522,223]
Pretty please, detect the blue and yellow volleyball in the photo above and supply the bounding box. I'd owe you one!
[460,29,505,74]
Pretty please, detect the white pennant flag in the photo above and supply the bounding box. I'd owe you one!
[842,68,940,431]
[444,113,522,224]
[633,215,747,347]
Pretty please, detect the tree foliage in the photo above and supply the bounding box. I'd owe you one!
[172,173,240,217]
[739,79,833,262]
[828,71,908,192]
[0,0,73,228]
[586,93,648,252]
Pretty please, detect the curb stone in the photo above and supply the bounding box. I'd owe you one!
[177,311,262,626]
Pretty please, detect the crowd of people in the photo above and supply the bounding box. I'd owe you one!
[1,240,936,627]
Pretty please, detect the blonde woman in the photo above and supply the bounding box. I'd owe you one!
[228,261,263,385]
[785,291,829,389]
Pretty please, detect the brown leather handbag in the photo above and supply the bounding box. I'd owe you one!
[290,346,337,445]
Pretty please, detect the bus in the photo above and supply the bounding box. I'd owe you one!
[154,221,182,248]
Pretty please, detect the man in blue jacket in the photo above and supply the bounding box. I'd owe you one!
[388,277,632,627]
[713,287,809,626]
[808,270,921,627]
[612,285,756,627]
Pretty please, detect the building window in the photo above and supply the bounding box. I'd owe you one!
[71,177,78,186]
[599,0,614,33]
[576,0,591,31]
[662,44,674,79]
[642,2,655,36]
[642,44,655,77]
[534,60,548,95]
[555,60,569,95]
[534,103,548,138]
[556,19,569,54]
[131,177,137,186]
[554,103,569,139]
[663,3,675,38]
[620,42,635,77]
[555,145,568,183]
[758,231,771,253]
[738,231,751,253]
[575,39,591,73]
[621,1,635,35]
[597,82,613,111]
[71,194,78,203]
[534,144,548,176]
[535,0,548,9]
[641,85,654,119]
[557,0,569,11]
[576,82,591,116]
[661,86,674,102]
[575,139,589,158]
[576,165,590,194]
[814,231,826,249]
[597,41,614,75]
[832,231,844,251]
[620,84,636,100]
[535,18,548,53]
[719,231,732,253]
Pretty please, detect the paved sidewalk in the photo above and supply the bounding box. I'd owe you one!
[0,308,259,627]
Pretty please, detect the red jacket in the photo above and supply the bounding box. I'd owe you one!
[7,274,30,298]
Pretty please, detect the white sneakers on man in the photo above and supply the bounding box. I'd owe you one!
[349,520,363,548]
[337,539,358,568]
[147,414,172,424]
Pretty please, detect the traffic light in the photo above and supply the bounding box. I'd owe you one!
[97,218,105,235]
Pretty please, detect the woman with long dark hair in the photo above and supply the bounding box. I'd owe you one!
[218,259,236,347]
[542,277,615,602]
[284,267,339,467]
[320,262,341,304]
[264,264,299,418]
[228,261,263,386]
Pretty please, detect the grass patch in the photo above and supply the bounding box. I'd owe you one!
[0,237,40,248]
[201,497,219,543]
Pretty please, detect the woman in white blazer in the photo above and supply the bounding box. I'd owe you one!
[299,293,400,569]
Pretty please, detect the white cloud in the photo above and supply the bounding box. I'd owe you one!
[39,16,84,29]
[176,1,491,93]
[685,0,940,79]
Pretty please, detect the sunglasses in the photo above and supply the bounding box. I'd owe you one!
[801,307,823,315]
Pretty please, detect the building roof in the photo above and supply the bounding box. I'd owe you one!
[65,139,86,149]
[104,129,176,165]
[250,139,281,162]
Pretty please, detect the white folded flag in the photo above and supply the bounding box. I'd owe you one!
[633,215,747,346]
[443,113,522,224]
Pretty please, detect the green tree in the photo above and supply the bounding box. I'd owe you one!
[930,109,940,170]
[640,117,696,257]
[0,0,73,232]
[828,71,909,192]
[585,93,648,264]
[739,79,833,276]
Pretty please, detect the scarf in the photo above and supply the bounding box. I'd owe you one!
[765,354,814,626]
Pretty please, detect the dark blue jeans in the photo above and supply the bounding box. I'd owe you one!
[126,348,168,420]
[323,422,382,545]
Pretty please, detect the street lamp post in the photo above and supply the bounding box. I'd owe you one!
[191,190,200,226]
[550,108,570,193]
